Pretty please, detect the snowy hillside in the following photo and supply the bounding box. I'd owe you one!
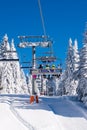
[0,94,87,130]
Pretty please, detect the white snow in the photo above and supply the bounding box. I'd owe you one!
[0,95,87,130]
[0,100,27,130]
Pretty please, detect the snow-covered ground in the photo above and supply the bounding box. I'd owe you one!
[0,94,87,130]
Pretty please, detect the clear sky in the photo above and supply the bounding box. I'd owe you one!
[0,0,87,69]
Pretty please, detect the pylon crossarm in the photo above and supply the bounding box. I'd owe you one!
[18,41,51,48]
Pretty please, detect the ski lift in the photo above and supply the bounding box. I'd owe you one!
[36,56,56,63]
[0,59,19,61]
[17,0,63,95]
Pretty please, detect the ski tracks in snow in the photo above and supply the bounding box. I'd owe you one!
[11,99,63,130]
[1,95,87,130]
[0,97,35,130]
[10,99,36,130]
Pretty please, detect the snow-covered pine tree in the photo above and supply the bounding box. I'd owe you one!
[0,41,3,90]
[0,34,11,91]
[77,26,87,103]
[73,39,79,72]
[0,34,15,93]
[10,39,28,94]
[20,69,28,94]
[0,35,28,94]
[27,74,32,95]
[61,38,78,95]
[1,34,10,59]
[52,76,61,96]
[57,71,66,96]
[63,38,74,95]
[70,39,80,95]
[26,73,31,93]
[1,61,15,93]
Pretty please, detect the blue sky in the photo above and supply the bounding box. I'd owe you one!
[0,0,87,69]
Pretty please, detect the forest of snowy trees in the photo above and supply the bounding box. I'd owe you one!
[59,28,87,106]
[0,34,28,94]
[0,29,87,106]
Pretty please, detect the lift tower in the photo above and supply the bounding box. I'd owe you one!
[18,35,52,95]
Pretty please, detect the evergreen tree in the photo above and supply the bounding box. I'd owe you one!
[0,35,28,94]
[10,39,18,59]
[61,38,79,95]
[73,39,79,72]
[0,35,15,93]
[1,62,15,93]
[53,77,62,96]
[0,67,3,91]
[10,39,21,92]
[71,39,79,95]
[20,69,28,94]
[77,27,87,102]
[57,71,66,96]
[64,38,74,95]
[1,34,10,59]
[27,74,32,95]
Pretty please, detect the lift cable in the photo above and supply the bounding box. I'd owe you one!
[38,0,46,36]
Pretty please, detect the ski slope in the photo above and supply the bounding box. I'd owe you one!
[0,95,87,130]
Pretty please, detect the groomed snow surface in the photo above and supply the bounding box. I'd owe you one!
[0,95,87,130]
